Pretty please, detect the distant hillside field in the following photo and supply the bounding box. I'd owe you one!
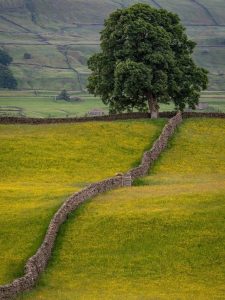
[0,0,225,91]
[18,118,225,300]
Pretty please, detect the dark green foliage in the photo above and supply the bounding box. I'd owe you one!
[25,0,37,23]
[87,4,208,116]
[0,48,17,89]
[0,65,17,89]
[24,53,32,59]
[57,89,70,101]
[0,49,13,66]
[0,64,17,89]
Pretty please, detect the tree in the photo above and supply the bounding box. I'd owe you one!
[87,3,208,118]
[0,49,17,89]
[0,49,13,66]
[56,89,70,101]
[0,64,17,89]
[24,52,32,59]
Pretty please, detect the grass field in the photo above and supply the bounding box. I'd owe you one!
[0,90,225,118]
[0,119,165,286]
[0,93,107,118]
[18,118,225,299]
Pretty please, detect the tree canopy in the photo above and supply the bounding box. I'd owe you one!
[87,3,208,117]
[0,49,17,89]
[0,64,17,89]
[56,89,70,101]
[0,49,13,66]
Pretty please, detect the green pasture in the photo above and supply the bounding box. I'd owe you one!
[11,65,79,91]
[187,26,225,46]
[194,47,225,74]
[199,96,225,113]
[0,90,225,118]
[0,94,107,118]
[0,119,165,286]
[155,0,213,25]
[197,0,225,25]
[8,45,67,67]
[19,118,225,299]
[0,32,39,44]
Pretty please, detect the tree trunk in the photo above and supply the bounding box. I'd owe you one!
[147,94,159,119]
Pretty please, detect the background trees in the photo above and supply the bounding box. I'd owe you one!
[87,3,208,118]
[0,49,17,89]
[56,89,71,101]
[0,49,13,66]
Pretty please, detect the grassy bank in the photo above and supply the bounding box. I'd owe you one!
[19,118,225,299]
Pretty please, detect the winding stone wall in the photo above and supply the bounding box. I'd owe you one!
[127,112,183,179]
[0,113,182,300]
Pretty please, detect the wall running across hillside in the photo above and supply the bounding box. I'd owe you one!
[0,113,183,299]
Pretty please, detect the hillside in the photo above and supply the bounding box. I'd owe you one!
[0,119,165,286]
[17,118,225,299]
[0,0,225,90]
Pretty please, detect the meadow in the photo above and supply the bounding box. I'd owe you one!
[18,118,225,299]
[0,119,165,285]
[0,91,108,118]
[0,90,225,118]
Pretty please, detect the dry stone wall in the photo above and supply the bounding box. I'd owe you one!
[0,111,224,125]
[0,113,182,300]
[0,112,152,125]
[126,112,183,179]
[182,112,225,119]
